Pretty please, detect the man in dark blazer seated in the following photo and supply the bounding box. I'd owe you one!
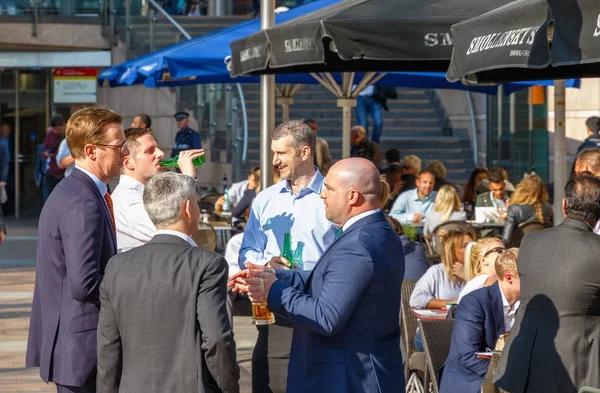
[97,172,239,393]
[439,248,521,393]
[494,173,600,393]
[26,107,127,392]
[230,157,405,393]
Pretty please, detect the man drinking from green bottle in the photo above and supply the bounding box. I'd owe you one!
[111,127,204,252]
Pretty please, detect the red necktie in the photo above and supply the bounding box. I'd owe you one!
[104,193,116,233]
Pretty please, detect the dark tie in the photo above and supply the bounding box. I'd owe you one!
[104,193,116,233]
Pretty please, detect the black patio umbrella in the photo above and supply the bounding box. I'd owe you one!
[446,0,600,83]
[229,0,513,77]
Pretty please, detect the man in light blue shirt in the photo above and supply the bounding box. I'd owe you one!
[238,120,337,393]
[390,170,437,223]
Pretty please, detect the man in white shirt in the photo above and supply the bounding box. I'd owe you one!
[111,127,204,252]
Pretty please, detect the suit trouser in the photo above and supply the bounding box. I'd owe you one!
[252,315,294,393]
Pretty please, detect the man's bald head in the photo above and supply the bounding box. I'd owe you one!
[331,158,381,203]
[321,158,381,225]
[350,125,367,146]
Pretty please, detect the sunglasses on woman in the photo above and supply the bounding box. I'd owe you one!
[483,246,506,258]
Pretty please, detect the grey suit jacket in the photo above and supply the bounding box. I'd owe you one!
[494,218,600,393]
[97,234,239,393]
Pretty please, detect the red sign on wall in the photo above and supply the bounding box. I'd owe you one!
[53,68,97,77]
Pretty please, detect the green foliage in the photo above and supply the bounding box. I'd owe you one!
[403,225,418,242]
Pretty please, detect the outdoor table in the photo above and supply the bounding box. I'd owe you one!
[410,307,448,321]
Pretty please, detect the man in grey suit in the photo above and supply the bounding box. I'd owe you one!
[97,172,239,393]
[494,173,600,393]
[26,107,127,393]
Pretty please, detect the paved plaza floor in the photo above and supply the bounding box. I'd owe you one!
[0,218,255,393]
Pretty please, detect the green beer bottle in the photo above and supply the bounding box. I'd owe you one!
[159,154,206,168]
[293,243,304,270]
[281,232,294,268]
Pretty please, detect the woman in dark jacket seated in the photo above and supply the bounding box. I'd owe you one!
[386,215,429,280]
[502,174,553,245]
[380,175,429,280]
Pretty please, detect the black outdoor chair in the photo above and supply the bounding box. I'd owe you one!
[401,280,426,393]
[508,220,552,248]
[431,221,477,254]
[418,319,455,393]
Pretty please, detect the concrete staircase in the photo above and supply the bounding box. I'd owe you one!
[240,84,475,187]
[121,15,250,58]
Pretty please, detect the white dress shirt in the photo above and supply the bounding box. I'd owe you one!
[155,229,197,247]
[111,175,156,252]
[500,288,520,332]
[342,209,380,231]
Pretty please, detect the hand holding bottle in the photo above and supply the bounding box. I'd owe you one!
[177,149,205,178]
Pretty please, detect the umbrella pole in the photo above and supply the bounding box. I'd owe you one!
[260,0,275,190]
[338,98,357,159]
[553,80,567,226]
[497,84,503,165]
[277,97,293,122]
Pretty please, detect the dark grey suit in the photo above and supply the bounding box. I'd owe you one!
[97,234,239,393]
[494,218,600,393]
[26,168,117,390]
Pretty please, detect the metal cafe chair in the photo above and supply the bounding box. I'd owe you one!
[418,319,455,393]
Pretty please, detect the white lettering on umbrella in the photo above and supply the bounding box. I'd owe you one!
[466,26,540,55]
[240,46,264,62]
[284,38,316,53]
[594,14,600,37]
[424,33,453,47]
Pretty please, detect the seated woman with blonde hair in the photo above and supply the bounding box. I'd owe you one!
[423,185,467,237]
[458,238,506,302]
[410,229,472,309]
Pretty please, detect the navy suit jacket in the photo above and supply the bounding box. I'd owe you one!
[439,282,506,393]
[268,210,405,393]
[26,167,117,386]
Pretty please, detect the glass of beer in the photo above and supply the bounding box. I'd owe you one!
[250,272,275,325]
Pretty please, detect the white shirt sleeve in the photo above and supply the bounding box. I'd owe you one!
[113,187,156,252]
[225,233,244,277]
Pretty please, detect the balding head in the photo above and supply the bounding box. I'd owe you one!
[321,158,381,226]
[350,125,367,146]
[575,148,600,176]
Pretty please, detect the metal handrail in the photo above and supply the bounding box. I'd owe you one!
[147,0,191,40]
[133,0,248,172]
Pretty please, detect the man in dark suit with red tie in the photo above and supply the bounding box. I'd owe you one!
[26,107,129,393]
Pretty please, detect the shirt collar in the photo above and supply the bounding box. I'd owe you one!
[342,209,381,232]
[500,287,520,311]
[281,168,324,196]
[75,165,107,197]
[118,174,145,192]
[411,188,434,202]
[155,229,197,247]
